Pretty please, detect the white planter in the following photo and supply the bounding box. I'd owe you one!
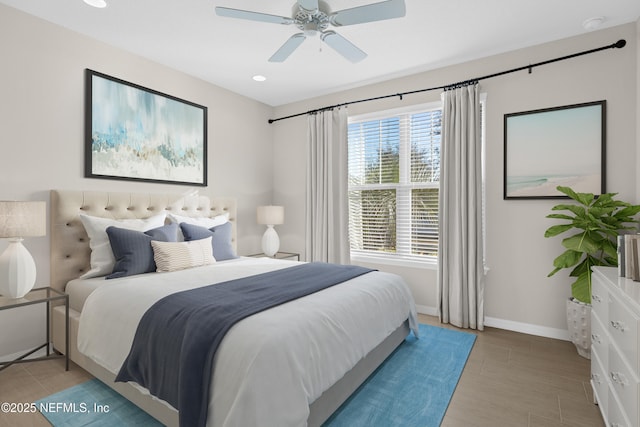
[566,297,591,359]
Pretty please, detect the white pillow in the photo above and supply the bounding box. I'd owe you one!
[79,213,167,279]
[167,212,229,229]
[151,237,216,272]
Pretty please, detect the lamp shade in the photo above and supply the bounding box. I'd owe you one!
[0,201,46,298]
[257,205,284,226]
[0,201,46,238]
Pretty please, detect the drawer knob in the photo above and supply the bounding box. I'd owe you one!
[591,373,601,384]
[591,333,601,344]
[610,320,627,332]
[592,294,602,303]
[610,371,629,387]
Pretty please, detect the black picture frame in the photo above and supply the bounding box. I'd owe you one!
[503,100,606,199]
[85,69,208,186]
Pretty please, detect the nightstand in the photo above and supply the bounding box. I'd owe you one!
[0,287,69,371]
[247,251,300,261]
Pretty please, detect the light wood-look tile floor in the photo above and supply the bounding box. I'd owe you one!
[0,314,605,427]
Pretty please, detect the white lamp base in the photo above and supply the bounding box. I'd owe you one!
[262,225,280,257]
[0,238,37,299]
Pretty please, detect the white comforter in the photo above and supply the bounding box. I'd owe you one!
[77,257,418,427]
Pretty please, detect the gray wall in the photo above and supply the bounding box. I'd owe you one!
[0,4,274,357]
[272,23,638,338]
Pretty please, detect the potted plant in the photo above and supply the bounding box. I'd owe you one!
[545,186,640,358]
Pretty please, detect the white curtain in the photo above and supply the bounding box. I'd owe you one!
[438,83,485,330]
[305,107,351,264]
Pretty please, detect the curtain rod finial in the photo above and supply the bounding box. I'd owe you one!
[615,39,626,49]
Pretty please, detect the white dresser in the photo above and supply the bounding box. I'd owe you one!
[591,267,640,427]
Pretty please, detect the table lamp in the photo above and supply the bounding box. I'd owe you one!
[0,201,46,298]
[257,205,284,257]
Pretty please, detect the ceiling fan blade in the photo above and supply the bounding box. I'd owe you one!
[297,0,319,14]
[330,0,406,26]
[269,33,307,62]
[215,7,294,25]
[321,31,367,63]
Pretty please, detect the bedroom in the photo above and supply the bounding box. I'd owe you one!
[0,1,638,426]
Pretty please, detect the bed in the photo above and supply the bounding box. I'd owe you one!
[49,189,418,427]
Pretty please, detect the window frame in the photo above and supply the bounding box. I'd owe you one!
[347,101,443,268]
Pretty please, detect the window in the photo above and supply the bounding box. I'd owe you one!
[348,103,442,263]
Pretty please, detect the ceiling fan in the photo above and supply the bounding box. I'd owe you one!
[215,0,406,63]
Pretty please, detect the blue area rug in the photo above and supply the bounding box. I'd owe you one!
[37,323,474,427]
[323,323,476,427]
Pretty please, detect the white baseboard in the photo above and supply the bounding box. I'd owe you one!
[484,317,570,341]
[415,305,570,341]
[415,304,438,316]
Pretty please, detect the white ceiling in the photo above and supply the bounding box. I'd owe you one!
[2,0,639,106]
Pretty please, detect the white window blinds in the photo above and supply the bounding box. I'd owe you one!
[348,103,442,261]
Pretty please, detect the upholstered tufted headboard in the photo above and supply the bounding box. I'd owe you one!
[50,190,237,293]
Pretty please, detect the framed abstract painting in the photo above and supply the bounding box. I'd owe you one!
[85,69,208,186]
[503,100,605,199]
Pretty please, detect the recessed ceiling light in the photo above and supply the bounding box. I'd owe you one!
[83,0,107,8]
[582,16,605,31]
[252,75,267,82]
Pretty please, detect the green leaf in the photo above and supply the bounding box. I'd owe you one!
[561,233,599,254]
[592,192,615,207]
[556,186,579,200]
[551,204,586,218]
[601,238,618,260]
[614,205,640,219]
[552,249,582,271]
[588,207,616,218]
[547,266,562,277]
[571,271,591,303]
[544,224,573,238]
[569,258,590,278]
[546,213,575,221]
[574,192,594,206]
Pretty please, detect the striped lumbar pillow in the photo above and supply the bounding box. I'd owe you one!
[151,237,216,272]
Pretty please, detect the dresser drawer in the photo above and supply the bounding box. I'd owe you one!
[591,350,608,419]
[592,276,609,322]
[608,292,640,376]
[608,348,639,427]
[608,388,633,427]
[591,314,609,369]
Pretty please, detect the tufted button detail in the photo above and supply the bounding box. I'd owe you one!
[127,207,134,211]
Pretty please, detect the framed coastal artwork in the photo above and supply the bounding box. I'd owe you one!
[503,100,605,199]
[85,69,208,186]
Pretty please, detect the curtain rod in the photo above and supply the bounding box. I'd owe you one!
[268,39,626,124]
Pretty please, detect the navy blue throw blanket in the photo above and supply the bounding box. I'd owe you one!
[115,262,374,427]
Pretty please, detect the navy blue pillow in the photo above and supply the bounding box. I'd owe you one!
[179,222,237,261]
[106,223,179,279]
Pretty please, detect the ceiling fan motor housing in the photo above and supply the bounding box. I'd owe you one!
[294,1,330,36]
